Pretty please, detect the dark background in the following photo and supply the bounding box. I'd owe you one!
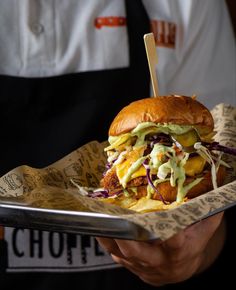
[226,0,236,35]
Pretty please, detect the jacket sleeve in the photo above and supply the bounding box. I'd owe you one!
[143,0,235,109]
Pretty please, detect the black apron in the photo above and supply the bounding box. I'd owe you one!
[0,0,150,177]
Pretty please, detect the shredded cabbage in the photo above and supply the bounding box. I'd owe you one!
[194,142,218,189]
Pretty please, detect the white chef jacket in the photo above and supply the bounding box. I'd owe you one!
[0,0,235,108]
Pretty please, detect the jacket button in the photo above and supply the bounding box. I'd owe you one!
[30,23,44,35]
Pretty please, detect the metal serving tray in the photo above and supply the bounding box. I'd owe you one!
[0,200,156,241]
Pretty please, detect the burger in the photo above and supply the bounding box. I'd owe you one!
[95,95,234,212]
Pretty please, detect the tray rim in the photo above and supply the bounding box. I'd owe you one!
[0,201,157,241]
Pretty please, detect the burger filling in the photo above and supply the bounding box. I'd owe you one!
[101,122,229,203]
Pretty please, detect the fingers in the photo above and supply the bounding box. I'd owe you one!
[96,213,224,265]
[187,212,224,235]
[111,252,202,287]
[162,229,186,252]
[114,239,165,266]
[96,213,226,287]
[110,254,167,287]
[111,254,148,272]
[162,212,224,252]
[96,237,166,272]
[95,237,125,258]
[201,212,224,234]
[185,212,225,251]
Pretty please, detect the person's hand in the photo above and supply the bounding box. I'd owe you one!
[96,212,226,286]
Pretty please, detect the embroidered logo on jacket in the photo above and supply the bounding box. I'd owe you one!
[151,20,176,48]
[95,17,126,29]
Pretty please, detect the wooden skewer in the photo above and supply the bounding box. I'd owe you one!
[144,33,159,97]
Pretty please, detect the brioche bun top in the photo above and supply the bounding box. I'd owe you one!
[109,95,214,137]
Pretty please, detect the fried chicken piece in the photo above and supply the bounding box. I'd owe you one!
[101,168,147,192]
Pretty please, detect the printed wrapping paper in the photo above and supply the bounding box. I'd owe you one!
[0,103,235,241]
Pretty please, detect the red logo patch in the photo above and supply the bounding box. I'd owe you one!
[151,20,176,48]
[95,17,127,29]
